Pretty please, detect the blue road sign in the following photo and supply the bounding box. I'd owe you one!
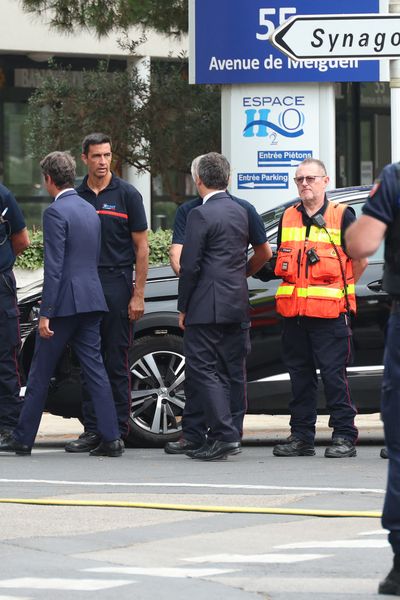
[238,172,289,189]
[190,0,387,84]
[257,149,312,167]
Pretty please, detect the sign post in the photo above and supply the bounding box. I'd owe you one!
[189,0,389,213]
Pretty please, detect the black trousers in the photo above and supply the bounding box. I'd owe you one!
[0,269,23,430]
[381,302,400,554]
[82,267,133,438]
[182,323,250,443]
[282,315,358,445]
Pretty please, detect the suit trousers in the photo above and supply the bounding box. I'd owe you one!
[282,315,358,445]
[14,312,119,448]
[182,323,249,443]
[82,267,133,438]
[381,305,400,554]
[0,269,23,430]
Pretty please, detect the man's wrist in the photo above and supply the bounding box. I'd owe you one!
[132,287,144,298]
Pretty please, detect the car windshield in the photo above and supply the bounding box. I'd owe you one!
[261,200,296,229]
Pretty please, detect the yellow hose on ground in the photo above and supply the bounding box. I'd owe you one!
[0,497,382,518]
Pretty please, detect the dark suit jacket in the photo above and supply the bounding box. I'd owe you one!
[178,192,250,325]
[40,190,108,318]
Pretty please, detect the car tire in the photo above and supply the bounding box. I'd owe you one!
[126,334,186,447]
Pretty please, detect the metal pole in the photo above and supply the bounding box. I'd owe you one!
[390,0,400,161]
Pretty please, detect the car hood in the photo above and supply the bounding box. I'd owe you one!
[17,263,176,304]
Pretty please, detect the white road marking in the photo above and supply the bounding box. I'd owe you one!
[0,578,134,591]
[359,529,388,536]
[85,567,236,578]
[184,553,331,564]
[277,539,389,549]
[0,479,385,494]
[0,596,31,600]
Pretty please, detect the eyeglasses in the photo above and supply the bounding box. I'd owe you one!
[293,175,325,185]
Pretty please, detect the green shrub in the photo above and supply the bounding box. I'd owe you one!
[15,229,44,270]
[15,228,173,270]
[148,228,172,266]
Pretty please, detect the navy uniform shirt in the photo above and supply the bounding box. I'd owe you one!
[76,174,147,268]
[0,183,26,273]
[362,163,400,225]
[172,193,267,246]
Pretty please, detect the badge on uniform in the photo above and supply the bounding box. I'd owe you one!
[369,180,381,198]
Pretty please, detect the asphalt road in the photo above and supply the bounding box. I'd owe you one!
[0,414,390,600]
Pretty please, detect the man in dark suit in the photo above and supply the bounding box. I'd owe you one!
[176,152,271,461]
[0,151,123,456]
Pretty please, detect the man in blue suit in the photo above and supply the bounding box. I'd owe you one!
[176,152,271,461]
[0,151,123,457]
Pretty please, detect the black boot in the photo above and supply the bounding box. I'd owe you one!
[379,554,400,595]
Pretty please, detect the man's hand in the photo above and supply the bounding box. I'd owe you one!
[38,316,54,339]
[128,293,145,321]
[179,312,186,330]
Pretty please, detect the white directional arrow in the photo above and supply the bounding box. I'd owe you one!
[239,182,288,189]
[270,13,400,61]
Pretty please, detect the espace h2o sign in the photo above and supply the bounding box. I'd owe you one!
[189,0,389,83]
[236,88,314,191]
[243,94,305,142]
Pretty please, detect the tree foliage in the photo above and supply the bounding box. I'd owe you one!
[26,58,221,201]
[27,59,150,172]
[21,0,188,36]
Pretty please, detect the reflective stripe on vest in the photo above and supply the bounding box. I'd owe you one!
[276,283,356,299]
[275,201,356,318]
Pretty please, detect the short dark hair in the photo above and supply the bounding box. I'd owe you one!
[82,133,112,156]
[197,152,230,189]
[40,151,76,188]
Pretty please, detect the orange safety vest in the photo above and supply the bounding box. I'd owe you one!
[274,201,356,318]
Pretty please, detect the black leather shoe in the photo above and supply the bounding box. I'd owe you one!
[324,437,357,458]
[381,447,389,459]
[186,440,211,458]
[379,567,400,595]
[190,440,241,461]
[89,439,124,457]
[164,438,204,455]
[0,435,31,456]
[65,432,101,453]
[273,435,315,457]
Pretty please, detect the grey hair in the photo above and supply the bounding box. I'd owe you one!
[40,151,76,188]
[297,158,327,175]
[82,132,112,156]
[197,152,230,189]
[191,155,205,182]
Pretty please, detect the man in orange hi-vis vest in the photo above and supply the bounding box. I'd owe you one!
[273,158,367,459]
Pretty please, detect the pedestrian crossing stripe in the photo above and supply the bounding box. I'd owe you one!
[0,578,134,591]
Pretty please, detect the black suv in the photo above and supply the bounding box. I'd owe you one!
[17,186,388,446]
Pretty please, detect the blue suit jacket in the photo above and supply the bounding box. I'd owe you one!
[178,192,250,325]
[40,190,108,318]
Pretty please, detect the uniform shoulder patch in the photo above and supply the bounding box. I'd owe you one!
[369,180,381,198]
